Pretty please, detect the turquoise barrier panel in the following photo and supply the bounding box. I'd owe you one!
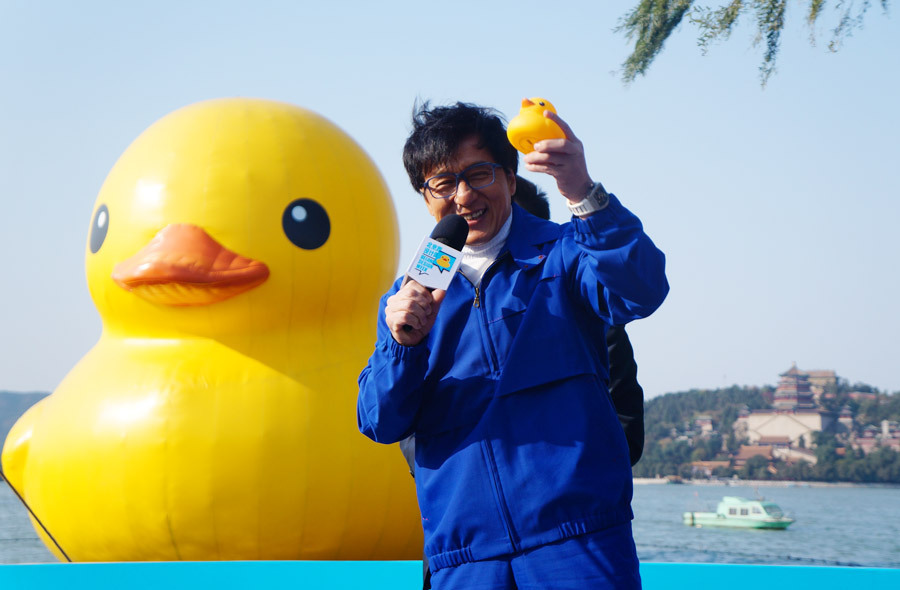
[641,563,900,589]
[0,561,422,589]
[2,561,900,588]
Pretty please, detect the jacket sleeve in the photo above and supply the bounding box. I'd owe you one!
[357,290,432,445]
[565,193,669,325]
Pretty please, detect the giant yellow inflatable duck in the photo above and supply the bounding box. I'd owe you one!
[506,97,566,154]
[1,98,422,561]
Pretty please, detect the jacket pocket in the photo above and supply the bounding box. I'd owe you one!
[416,375,495,436]
[494,275,599,397]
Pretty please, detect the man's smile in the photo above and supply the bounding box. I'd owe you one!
[461,208,486,221]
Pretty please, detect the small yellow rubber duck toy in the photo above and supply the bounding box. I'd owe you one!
[1,98,422,562]
[506,97,566,154]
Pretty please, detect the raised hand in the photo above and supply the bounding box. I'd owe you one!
[522,110,595,203]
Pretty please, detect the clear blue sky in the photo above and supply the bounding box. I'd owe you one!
[2,1,898,398]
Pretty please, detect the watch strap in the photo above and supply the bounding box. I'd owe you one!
[566,182,609,216]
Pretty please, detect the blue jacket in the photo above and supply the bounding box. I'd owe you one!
[358,197,668,570]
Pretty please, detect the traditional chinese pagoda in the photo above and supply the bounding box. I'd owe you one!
[773,362,816,409]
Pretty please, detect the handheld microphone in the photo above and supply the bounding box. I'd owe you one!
[401,214,469,332]
[423,214,470,264]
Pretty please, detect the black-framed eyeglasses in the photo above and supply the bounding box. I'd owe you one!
[423,162,504,200]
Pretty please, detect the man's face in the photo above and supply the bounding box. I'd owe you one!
[422,135,515,246]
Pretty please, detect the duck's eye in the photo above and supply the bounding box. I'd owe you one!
[538,101,546,106]
[89,204,109,254]
[282,199,330,250]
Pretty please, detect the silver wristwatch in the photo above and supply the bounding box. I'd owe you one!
[566,182,609,217]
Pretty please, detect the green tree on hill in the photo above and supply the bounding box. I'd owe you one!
[741,455,771,480]
[633,385,767,477]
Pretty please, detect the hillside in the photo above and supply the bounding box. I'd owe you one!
[634,385,770,478]
[634,383,900,483]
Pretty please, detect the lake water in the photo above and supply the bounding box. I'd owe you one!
[632,481,900,568]
[2,480,899,567]
[0,482,55,564]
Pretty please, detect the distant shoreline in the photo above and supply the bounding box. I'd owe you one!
[633,477,900,489]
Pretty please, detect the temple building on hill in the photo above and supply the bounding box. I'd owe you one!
[733,363,837,450]
[804,369,837,399]
[726,363,898,469]
[770,364,837,404]
[694,414,714,434]
[773,363,816,409]
[837,405,855,437]
[853,420,900,454]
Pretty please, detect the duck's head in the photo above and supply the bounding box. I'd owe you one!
[519,97,558,115]
[86,99,398,340]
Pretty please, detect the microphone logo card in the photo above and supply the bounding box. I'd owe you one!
[406,237,463,290]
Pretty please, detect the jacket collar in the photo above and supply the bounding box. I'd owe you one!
[503,203,562,269]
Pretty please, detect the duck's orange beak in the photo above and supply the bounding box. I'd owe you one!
[521,98,535,108]
[112,224,269,306]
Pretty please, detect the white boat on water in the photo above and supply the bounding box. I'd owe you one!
[683,496,794,529]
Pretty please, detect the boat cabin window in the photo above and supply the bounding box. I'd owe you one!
[740,508,749,515]
[752,507,762,514]
[763,504,784,517]
[728,508,737,515]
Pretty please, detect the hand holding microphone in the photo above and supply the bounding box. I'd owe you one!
[386,214,468,346]
[385,281,445,346]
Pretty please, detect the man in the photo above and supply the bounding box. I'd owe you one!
[358,102,668,589]
[400,176,649,589]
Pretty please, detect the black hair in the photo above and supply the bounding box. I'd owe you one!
[402,101,519,192]
[512,176,551,221]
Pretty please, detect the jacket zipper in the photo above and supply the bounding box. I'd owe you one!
[465,256,519,550]
[461,274,500,373]
[483,439,521,552]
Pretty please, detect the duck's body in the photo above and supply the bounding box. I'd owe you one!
[1,99,422,561]
[506,97,566,154]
